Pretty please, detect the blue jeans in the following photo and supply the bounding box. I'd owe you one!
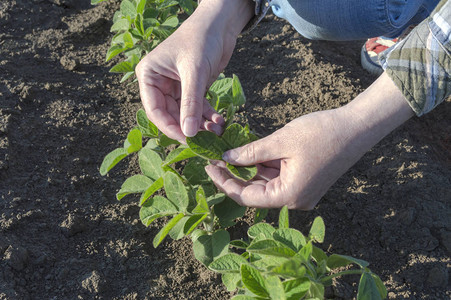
[270,0,440,40]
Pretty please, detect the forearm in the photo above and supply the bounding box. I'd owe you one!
[339,72,415,157]
[189,0,254,39]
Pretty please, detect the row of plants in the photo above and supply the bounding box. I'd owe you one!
[95,0,387,298]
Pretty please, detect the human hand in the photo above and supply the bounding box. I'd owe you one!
[135,0,253,142]
[205,110,352,209]
[205,73,414,209]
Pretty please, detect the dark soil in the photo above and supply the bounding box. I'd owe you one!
[0,1,449,299]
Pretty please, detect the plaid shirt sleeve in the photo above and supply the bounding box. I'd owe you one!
[379,0,451,116]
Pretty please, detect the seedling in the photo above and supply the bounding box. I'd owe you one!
[92,0,197,82]
[209,207,388,300]
[100,74,256,261]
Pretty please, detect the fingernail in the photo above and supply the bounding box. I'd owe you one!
[223,150,238,162]
[183,117,199,137]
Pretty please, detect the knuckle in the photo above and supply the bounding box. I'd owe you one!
[244,143,257,161]
[180,97,202,110]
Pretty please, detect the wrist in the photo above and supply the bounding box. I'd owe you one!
[337,72,414,153]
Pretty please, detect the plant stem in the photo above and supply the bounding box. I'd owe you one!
[320,269,364,283]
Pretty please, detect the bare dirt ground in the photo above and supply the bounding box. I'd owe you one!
[0,1,450,299]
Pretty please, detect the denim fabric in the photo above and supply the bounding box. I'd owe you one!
[270,0,440,40]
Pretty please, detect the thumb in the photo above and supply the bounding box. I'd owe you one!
[222,131,285,166]
[179,63,209,137]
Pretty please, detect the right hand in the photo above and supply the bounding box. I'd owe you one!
[135,1,250,142]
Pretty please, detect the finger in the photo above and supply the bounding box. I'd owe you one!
[222,131,286,166]
[139,82,186,142]
[203,121,223,136]
[179,65,209,137]
[261,160,281,170]
[202,98,225,126]
[255,164,280,181]
[205,164,284,208]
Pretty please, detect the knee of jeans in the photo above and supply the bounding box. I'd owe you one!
[386,0,422,27]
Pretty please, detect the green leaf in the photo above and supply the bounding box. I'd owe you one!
[209,253,247,273]
[139,195,179,226]
[106,44,128,62]
[123,128,142,153]
[252,255,290,271]
[158,0,179,10]
[168,216,190,240]
[123,31,134,48]
[231,296,262,300]
[209,77,233,110]
[178,0,195,14]
[312,245,328,264]
[153,213,185,247]
[136,109,159,137]
[357,272,383,300]
[254,208,268,224]
[193,186,209,214]
[240,264,269,298]
[158,134,180,147]
[232,74,246,107]
[230,239,249,249]
[120,71,135,83]
[309,216,325,243]
[224,103,236,128]
[194,229,230,267]
[248,223,276,240]
[226,164,257,181]
[265,275,286,300]
[100,148,128,175]
[110,61,133,73]
[161,15,179,28]
[283,278,310,300]
[163,145,196,166]
[134,13,144,35]
[222,273,241,292]
[206,192,225,206]
[111,18,130,32]
[139,176,164,206]
[136,0,146,14]
[306,281,325,299]
[297,241,313,262]
[184,214,208,235]
[221,123,253,149]
[186,130,226,160]
[214,197,246,227]
[191,229,208,244]
[143,8,158,19]
[153,26,173,40]
[273,228,306,252]
[183,157,209,185]
[270,258,306,278]
[278,206,289,229]
[327,254,369,269]
[138,148,164,180]
[372,273,388,299]
[120,0,136,18]
[164,172,189,211]
[247,240,297,258]
[116,175,153,200]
